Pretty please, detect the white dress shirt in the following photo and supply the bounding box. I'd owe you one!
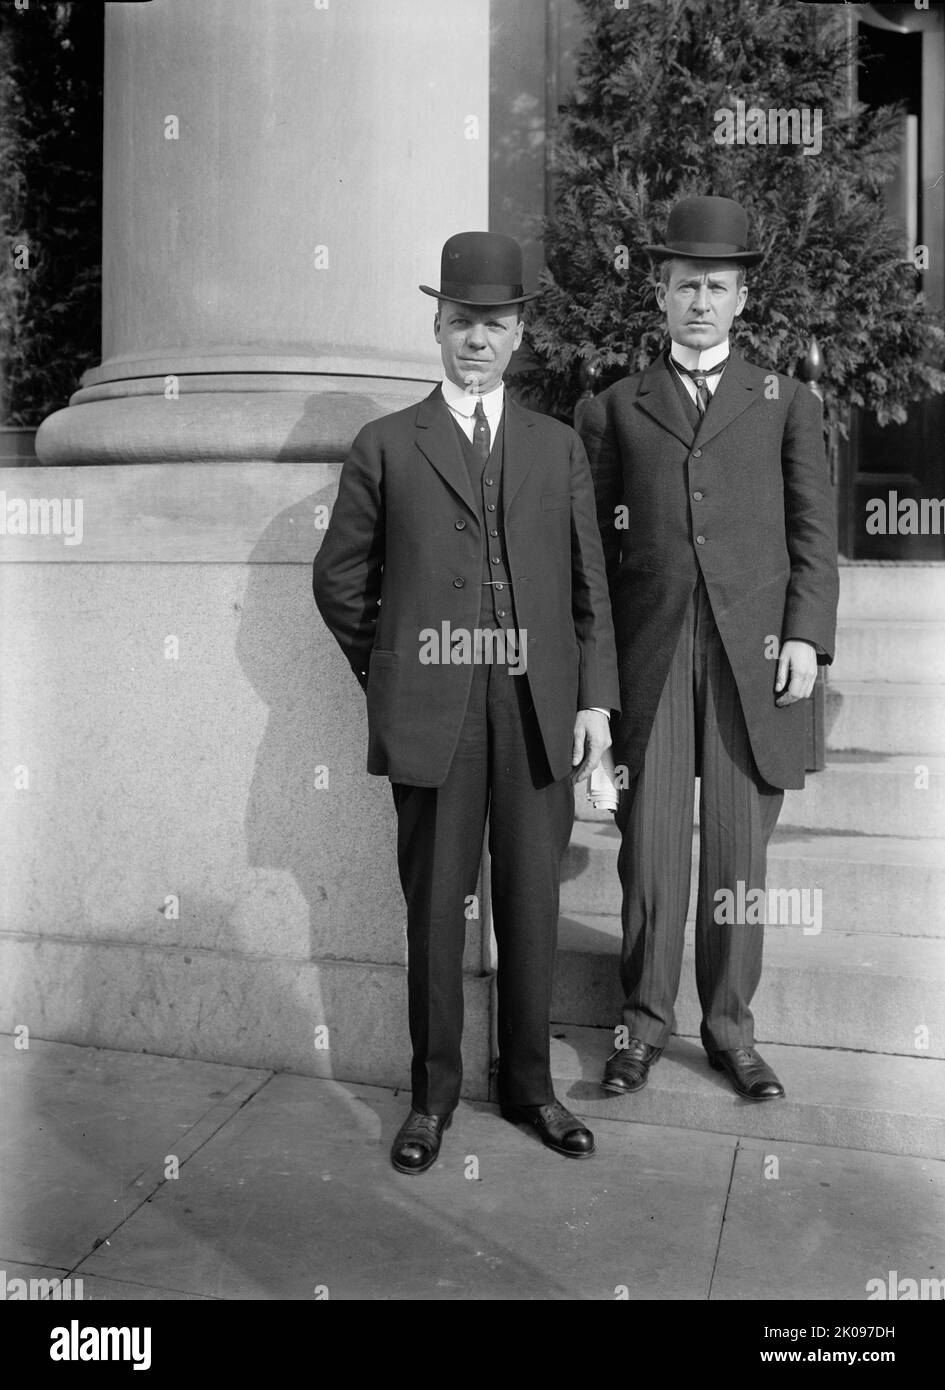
[441,377,505,440]
[668,336,730,404]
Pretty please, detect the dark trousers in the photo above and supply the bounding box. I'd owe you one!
[392,659,574,1115]
[615,579,784,1053]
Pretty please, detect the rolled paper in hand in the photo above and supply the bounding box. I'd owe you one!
[588,745,619,812]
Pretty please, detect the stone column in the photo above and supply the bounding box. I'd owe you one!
[37,0,490,463]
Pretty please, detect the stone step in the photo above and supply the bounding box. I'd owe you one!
[826,682,945,754]
[579,754,945,837]
[561,820,945,937]
[838,562,945,622]
[579,732,945,825]
[831,619,945,684]
[550,1026,945,1160]
[781,753,945,838]
[553,915,945,1057]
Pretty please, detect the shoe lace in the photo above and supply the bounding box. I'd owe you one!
[609,1037,651,1063]
[407,1112,443,1135]
[731,1047,760,1067]
[539,1101,572,1124]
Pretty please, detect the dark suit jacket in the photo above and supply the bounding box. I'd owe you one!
[313,386,620,787]
[580,351,839,791]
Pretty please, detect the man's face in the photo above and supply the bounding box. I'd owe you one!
[435,301,524,394]
[656,260,747,350]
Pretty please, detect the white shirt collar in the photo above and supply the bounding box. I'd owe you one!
[669,337,731,372]
[440,377,505,420]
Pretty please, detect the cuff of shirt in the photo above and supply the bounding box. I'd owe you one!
[785,638,827,658]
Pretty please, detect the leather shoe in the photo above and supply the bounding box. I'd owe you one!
[709,1046,785,1101]
[601,1038,663,1094]
[501,1099,595,1158]
[390,1109,452,1174]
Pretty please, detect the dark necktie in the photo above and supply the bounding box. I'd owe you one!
[473,397,491,464]
[670,356,728,417]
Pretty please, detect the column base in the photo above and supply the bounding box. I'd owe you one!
[35,374,437,466]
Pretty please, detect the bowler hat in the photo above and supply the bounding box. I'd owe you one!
[420,231,540,307]
[643,196,762,265]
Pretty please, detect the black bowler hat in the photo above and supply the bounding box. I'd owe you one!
[643,196,762,265]
[420,231,541,307]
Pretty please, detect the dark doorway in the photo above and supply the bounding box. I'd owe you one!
[840,11,945,560]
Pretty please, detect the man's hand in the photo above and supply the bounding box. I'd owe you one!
[571,709,612,784]
[775,640,818,706]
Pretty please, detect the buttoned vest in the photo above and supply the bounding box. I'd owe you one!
[452,411,518,630]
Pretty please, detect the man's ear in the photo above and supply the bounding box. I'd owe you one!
[512,318,525,352]
[734,284,748,318]
[433,313,441,341]
[655,283,667,312]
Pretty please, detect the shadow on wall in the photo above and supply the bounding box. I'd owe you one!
[233,438,409,1087]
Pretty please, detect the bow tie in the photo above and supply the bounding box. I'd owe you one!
[670,356,729,382]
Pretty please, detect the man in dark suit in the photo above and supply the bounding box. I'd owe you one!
[314,232,620,1172]
[580,197,838,1102]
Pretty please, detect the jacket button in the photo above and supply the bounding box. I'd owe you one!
[497,609,506,618]
[696,534,706,545]
[692,491,703,501]
[455,519,466,530]
[453,577,465,588]
[692,448,702,458]
[487,503,496,512]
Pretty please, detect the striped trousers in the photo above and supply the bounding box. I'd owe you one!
[615,578,784,1052]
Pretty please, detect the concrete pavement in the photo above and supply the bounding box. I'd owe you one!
[1,1035,942,1301]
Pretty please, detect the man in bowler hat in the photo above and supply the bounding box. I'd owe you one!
[314,232,620,1172]
[580,197,838,1101]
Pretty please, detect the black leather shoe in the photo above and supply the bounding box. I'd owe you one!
[709,1047,785,1101]
[501,1099,595,1158]
[390,1109,453,1174]
[601,1038,663,1094]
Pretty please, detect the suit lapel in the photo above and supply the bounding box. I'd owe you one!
[415,386,477,515]
[693,350,761,448]
[634,349,762,450]
[502,396,535,513]
[634,354,697,448]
